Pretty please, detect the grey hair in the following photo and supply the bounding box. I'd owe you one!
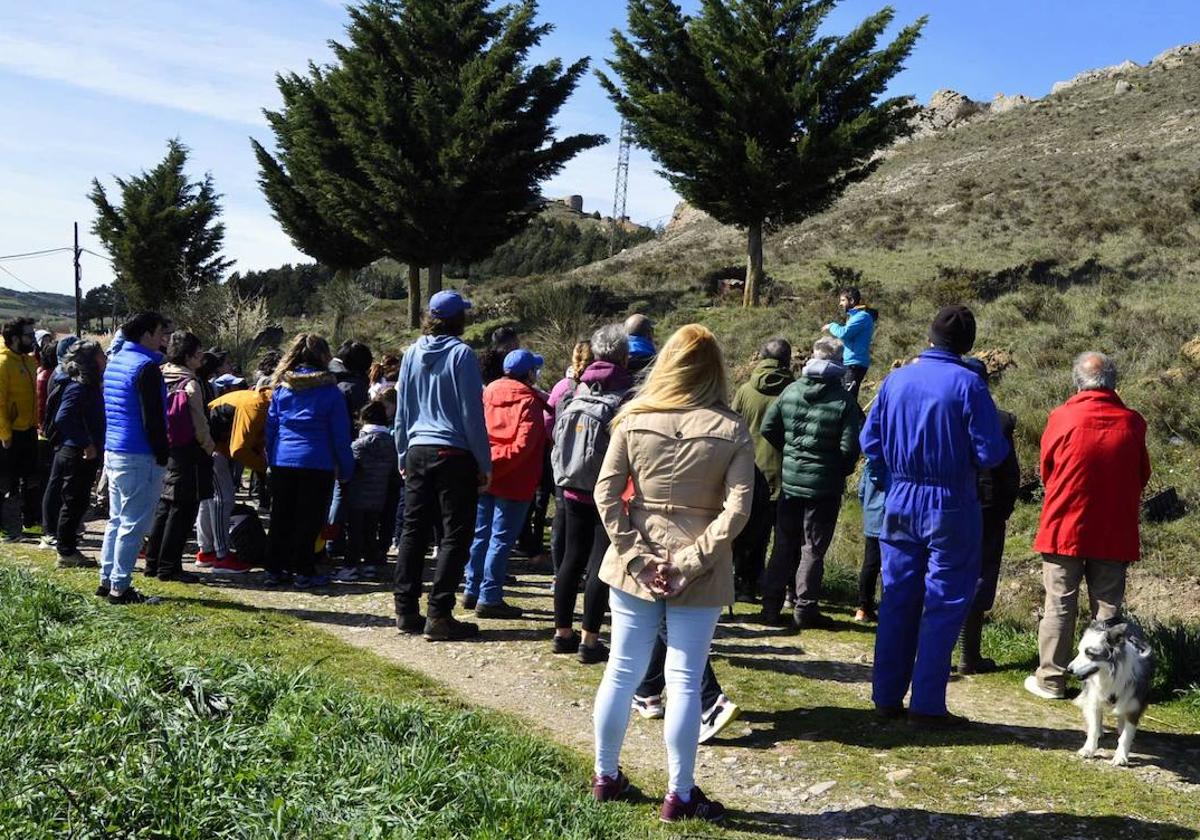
[64,340,103,385]
[591,323,629,364]
[760,337,792,365]
[812,336,844,362]
[1072,351,1117,391]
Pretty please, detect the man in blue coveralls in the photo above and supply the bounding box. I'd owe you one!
[860,305,1009,729]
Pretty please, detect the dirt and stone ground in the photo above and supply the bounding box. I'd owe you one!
[62,514,1200,839]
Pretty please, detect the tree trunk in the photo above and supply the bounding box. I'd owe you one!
[332,267,351,341]
[428,261,443,297]
[743,222,764,308]
[407,263,421,329]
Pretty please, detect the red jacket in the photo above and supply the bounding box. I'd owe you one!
[483,376,547,502]
[1033,389,1150,562]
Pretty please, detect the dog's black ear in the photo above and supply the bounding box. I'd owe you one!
[1106,623,1128,644]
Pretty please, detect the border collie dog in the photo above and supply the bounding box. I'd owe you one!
[1068,620,1155,766]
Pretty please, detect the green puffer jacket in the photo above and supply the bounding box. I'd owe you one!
[761,360,862,499]
[731,358,794,499]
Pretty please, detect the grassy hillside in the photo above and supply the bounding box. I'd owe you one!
[0,286,77,328]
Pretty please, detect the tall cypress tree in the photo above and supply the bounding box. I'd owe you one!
[252,70,389,316]
[90,139,233,312]
[599,0,925,306]
[315,0,605,299]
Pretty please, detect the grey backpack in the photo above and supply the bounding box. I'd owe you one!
[552,383,625,493]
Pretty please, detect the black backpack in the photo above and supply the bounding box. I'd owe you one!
[229,504,267,568]
[42,376,68,447]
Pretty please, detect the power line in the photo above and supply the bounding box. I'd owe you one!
[80,248,113,262]
[0,247,73,262]
[0,263,50,295]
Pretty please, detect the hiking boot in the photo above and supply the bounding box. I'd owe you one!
[95,581,111,598]
[293,573,331,589]
[553,632,581,655]
[578,640,609,665]
[1023,675,1066,700]
[757,609,791,627]
[907,711,970,731]
[108,587,160,606]
[734,581,758,604]
[461,593,478,611]
[263,571,292,587]
[210,556,252,574]
[795,611,837,631]
[195,551,218,567]
[396,614,425,635]
[957,656,997,675]
[874,704,906,721]
[156,570,201,584]
[698,694,741,744]
[423,615,480,642]
[592,769,630,802]
[660,786,725,823]
[632,694,665,720]
[475,600,523,620]
[958,609,996,674]
[854,607,877,623]
[56,551,97,569]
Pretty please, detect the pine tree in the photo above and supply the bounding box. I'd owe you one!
[252,70,387,314]
[599,0,925,306]
[89,139,233,312]
[314,0,604,302]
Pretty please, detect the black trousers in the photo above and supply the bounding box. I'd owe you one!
[550,489,566,573]
[267,467,335,576]
[378,471,402,555]
[145,497,202,578]
[973,509,1008,613]
[517,449,554,555]
[1,427,39,533]
[844,365,868,402]
[732,468,774,593]
[347,508,383,567]
[47,446,100,555]
[761,494,842,617]
[859,535,882,610]
[553,498,611,633]
[392,446,479,620]
[636,620,723,709]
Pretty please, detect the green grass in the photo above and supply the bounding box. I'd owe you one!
[0,559,652,839]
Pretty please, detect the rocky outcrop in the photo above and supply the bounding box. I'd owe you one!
[664,201,714,237]
[1151,43,1199,69]
[910,89,988,136]
[991,92,1033,114]
[1051,59,1140,94]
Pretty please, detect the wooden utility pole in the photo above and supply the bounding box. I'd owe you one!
[73,222,83,334]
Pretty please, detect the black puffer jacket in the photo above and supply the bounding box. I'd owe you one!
[346,425,398,512]
[978,408,1020,519]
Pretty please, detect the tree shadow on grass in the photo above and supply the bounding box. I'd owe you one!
[722,705,1200,784]
[727,806,1199,839]
[716,652,871,684]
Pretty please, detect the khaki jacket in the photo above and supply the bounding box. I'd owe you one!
[596,404,754,608]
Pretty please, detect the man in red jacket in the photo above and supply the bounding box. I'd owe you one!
[1025,352,1150,701]
[462,349,548,619]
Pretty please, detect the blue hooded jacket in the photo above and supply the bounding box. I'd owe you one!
[266,367,355,477]
[393,335,491,472]
[858,458,889,538]
[860,348,1009,501]
[827,307,876,369]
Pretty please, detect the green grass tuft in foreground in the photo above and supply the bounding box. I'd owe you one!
[0,565,646,839]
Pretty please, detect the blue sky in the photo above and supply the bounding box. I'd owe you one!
[1,0,1197,297]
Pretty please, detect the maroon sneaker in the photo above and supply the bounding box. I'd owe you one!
[591,769,630,802]
[660,786,725,823]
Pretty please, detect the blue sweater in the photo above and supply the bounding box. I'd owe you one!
[55,380,106,451]
[827,308,876,369]
[393,335,491,472]
[266,368,355,477]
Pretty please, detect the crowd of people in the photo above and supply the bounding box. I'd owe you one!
[0,284,1151,823]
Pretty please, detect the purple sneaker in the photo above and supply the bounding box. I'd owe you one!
[660,786,725,823]
[591,769,630,802]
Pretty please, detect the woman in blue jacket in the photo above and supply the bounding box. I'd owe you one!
[265,333,355,588]
[824,287,878,401]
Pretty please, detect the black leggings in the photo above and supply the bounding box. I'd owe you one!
[145,497,202,578]
[859,536,882,610]
[267,467,335,576]
[553,498,611,633]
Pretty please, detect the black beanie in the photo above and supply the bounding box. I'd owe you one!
[929,305,977,355]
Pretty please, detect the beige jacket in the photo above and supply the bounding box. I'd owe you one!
[596,404,754,608]
[162,363,215,455]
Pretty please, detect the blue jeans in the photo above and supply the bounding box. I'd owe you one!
[593,588,721,795]
[100,452,165,593]
[464,494,530,605]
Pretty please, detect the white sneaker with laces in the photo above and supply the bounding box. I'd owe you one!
[698,694,741,744]
[1023,674,1066,700]
[632,694,665,720]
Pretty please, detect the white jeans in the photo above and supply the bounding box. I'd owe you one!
[593,587,721,794]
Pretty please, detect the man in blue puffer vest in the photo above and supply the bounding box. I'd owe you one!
[98,311,171,605]
[860,305,1009,728]
[823,287,877,401]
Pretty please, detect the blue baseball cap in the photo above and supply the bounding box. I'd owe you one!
[429,290,472,319]
[503,348,544,378]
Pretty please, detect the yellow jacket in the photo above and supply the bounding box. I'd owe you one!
[0,345,38,442]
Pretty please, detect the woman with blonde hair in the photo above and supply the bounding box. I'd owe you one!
[589,324,753,823]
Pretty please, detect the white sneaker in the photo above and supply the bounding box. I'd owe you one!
[1023,674,1066,701]
[38,535,57,549]
[632,694,665,720]
[332,566,360,583]
[698,694,741,744]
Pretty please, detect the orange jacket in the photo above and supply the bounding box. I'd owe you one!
[208,387,271,473]
[482,377,546,501]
